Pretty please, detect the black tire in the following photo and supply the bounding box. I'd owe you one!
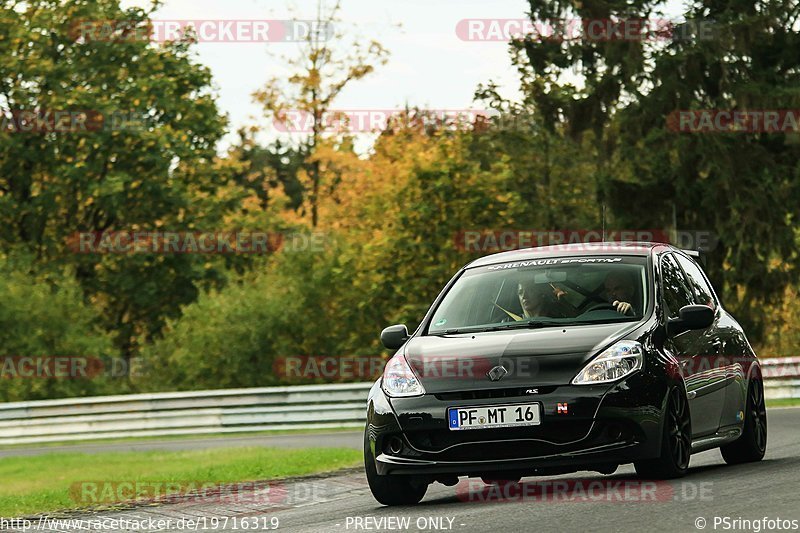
[364,431,428,506]
[635,386,691,479]
[721,375,767,464]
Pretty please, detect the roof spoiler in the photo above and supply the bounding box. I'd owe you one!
[681,248,707,266]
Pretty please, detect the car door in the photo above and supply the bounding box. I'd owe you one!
[660,252,724,437]
[674,253,743,430]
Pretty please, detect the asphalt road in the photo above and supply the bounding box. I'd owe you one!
[5,407,799,533]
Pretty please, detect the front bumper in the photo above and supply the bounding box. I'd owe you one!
[375,441,640,476]
[367,371,667,477]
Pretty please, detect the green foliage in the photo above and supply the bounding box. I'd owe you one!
[140,247,356,389]
[1,0,799,401]
[0,255,116,401]
[515,0,800,336]
[0,0,231,359]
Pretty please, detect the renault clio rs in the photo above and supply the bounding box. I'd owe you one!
[364,242,766,505]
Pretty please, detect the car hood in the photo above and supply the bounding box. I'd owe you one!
[404,322,639,393]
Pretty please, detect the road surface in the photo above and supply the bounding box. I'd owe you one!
[4,407,799,533]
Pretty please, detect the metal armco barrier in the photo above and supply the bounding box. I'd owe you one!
[0,382,372,445]
[0,358,797,446]
[762,357,800,399]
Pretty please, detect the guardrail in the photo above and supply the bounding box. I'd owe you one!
[762,357,800,400]
[0,358,797,446]
[0,383,373,445]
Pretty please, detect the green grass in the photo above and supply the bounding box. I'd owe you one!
[0,425,361,450]
[766,397,800,408]
[0,446,361,517]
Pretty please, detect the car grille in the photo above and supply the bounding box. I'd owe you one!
[434,386,559,401]
[404,420,593,458]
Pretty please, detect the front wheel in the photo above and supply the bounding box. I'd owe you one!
[364,431,428,506]
[721,376,767,464]
[635,386,691,479]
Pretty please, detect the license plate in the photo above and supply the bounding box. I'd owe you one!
[447,403,541,431]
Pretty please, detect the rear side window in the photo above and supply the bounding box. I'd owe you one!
[675,254,717,309]
[660,254,694,319]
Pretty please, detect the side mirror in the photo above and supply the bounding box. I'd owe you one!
[381,324,409,350]
[668,305,714,335]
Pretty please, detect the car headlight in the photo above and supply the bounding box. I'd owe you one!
[382,353,425,397]
[572,340,643,385]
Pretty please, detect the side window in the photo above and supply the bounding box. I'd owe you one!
[675,254,717,310]
[660,254,694,319]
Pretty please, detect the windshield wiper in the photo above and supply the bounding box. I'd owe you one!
[488,320,557,331]
[439,321,557,334]
[432,317,638,336]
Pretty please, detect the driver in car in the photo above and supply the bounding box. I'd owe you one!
[604,271,638,316]
[517,279,577,319]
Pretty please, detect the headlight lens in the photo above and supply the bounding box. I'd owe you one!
[382,353,425,397]
[572,340,643,385]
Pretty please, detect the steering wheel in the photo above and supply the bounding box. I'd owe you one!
[575,293,610,313]
[581,301,618,313]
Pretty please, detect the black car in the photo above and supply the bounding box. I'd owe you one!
[364,242,767,506]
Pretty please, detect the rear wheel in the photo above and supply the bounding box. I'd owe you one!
[364,431,428,506]
[635,386,691,479]
[721,376,767,464]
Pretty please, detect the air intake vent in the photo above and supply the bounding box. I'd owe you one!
[434,386,558,401]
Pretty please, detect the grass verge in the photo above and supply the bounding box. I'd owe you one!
[0,426,361,451]
[0,446,361,517]
[766,397,800,408]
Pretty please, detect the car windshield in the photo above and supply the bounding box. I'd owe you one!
[427,255,649,334]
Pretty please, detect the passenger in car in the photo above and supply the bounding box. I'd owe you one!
[517,279,578,319]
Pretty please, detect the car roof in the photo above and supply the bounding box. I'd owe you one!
[465,241,676,269]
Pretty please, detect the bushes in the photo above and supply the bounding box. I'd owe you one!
[139,248,362,390]
[0,258,116,402]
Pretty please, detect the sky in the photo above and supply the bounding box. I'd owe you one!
[121,0,685,152]
[120,0,531,150]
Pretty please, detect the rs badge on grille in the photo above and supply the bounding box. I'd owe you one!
[487,365,508,382]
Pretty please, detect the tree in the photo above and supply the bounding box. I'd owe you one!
[226,128,306,211]
[0,0,232,361]
[515,0,800,337]
[253,0,389,227]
